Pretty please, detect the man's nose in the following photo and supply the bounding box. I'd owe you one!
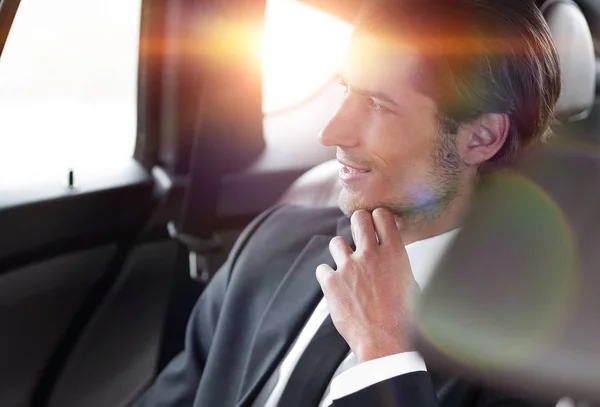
[318,100,361,148]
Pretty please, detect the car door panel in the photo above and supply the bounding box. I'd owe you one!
[0,245,115,407]
[0,161,154,270]
[0,160,163,407]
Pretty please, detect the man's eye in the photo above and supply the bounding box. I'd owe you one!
[336,79,349,93]
[368,98,385,113]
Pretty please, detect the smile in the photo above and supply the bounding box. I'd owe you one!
[339,164,371,183]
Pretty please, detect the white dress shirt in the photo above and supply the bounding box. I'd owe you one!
[252,229,459,407]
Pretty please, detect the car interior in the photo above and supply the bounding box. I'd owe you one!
[0,0,599,407]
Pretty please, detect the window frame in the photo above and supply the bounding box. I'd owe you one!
[0,0,22,59]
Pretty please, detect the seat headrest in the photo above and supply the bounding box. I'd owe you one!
[541,0,596,121]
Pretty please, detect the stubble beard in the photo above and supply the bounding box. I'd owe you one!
[339,132,463,227]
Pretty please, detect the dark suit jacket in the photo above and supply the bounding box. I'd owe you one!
[134,205,550,407]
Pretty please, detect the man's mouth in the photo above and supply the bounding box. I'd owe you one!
[338,160,371,183]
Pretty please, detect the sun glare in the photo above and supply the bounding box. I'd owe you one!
[261,0,353,114]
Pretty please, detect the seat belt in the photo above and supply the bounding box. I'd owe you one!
[166,126,225,285]
[167,73,266,285]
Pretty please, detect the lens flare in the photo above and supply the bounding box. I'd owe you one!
[417,169,580,370]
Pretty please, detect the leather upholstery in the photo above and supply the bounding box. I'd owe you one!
[279,0,597,208]
[542,0,596,121]
[278,160,341,207]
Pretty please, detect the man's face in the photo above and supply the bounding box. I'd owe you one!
[319,33,463,221]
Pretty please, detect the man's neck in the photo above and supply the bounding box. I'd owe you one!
[398,187,470,245]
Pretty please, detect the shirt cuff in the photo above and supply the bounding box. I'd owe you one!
[329,352,428,401]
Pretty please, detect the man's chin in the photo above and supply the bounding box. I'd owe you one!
[338,191,393,217]
[337,190,362,216]
[337,190,419,220]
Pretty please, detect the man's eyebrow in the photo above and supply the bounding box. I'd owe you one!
[337,74,402,108]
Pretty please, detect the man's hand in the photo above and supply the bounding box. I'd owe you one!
[316,208,416,363]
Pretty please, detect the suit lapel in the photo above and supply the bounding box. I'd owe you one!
[235,234,335,407]
[236,215,353,407]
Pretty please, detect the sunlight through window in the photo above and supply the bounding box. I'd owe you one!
[0,0,351,187]
[0,0,142,188]
[262,0,353,114]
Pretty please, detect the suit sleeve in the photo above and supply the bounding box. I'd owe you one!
[132,205,284,407]
[331,371,555,407]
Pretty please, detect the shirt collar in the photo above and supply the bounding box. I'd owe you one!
[405,229,460,289]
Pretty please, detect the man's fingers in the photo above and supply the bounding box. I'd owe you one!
[329,236,353,266]
[316,263,335,288]
[372,208,403,247]
[351,210,378,251]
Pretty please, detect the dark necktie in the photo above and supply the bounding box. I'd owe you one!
[276,313,351,407]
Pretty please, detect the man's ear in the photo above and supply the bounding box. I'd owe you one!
[456,113,510,166]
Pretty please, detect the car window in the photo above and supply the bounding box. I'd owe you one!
[262,0,353,115]
[0,0,349,188]
[0,0,142,188]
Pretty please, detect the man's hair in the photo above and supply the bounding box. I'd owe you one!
[357,0,561,171]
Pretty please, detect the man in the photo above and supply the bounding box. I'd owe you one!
[135,0,561,406]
